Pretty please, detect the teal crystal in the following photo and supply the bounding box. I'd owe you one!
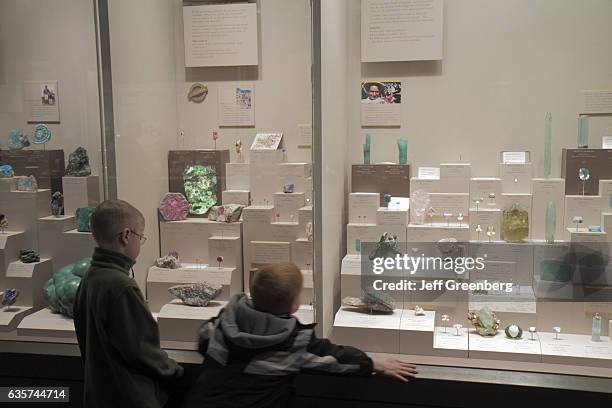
[64,147,91,177]
[578,116,588,148]
[363,134,371,165]
[397,138,408,165]
[75,207,94,232]
[8,129,30,150]
[544,112,552,179]
[43,258,91,317]
[183,164,218,215]
[545,201,556,243]
[32,124,52,145]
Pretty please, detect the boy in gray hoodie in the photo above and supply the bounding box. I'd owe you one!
[183,262,417,408]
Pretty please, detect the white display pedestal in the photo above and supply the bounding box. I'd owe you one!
[468,330,541,362]
[17,308,76,339]
[146,265,240,312]
[208,236,242,270]
[567,228,607,243]
[0,231,25,272]
[160,219,241,263]
[539,332,612,368]
[222,190,250,206]
[5,259,53,308]
[340,254,362,299]
[63,229,96,263]
[349,193,380,223]
[433,326,469,358]
[499,163,533,194]
[38,215,76,263]
[226,162,250,190]
[564,195,602,240]
[300,269,314,305]
[332,308,402,353]
[440,163,471,193]
[406,224,469,242]
[62,176,100,215]
[0,306,34,332]
[0,189,51,250]
[157,300,226,342]
[292,238,313,271]
[273,192,305,222]
[469,178,502,209]
[399,309,435,355]
[468,209,501,241]
[293,304,314,325]
[377,208,409,226]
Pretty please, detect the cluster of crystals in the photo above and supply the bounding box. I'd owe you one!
[467,307,500,336]
[19,249,40,264]
[64,147,92,177]
[168,282,223,307]
[1,288,19,309]
[368,232,401,261]
[8,129,30,150]
[158,193,189,221]
[183,165,218,215]
[50,192,64,216]
[43,257,91,317]
[0,164,15,178]
[155,251,181,269]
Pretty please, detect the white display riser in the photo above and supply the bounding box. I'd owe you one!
[146,265,241,313]
[160,219,242,264]
[292,239,313,271]
[0,306,34,332]
[604,213,612,234]
[17,308,76,339]
[599,180,612,213]
[539,332,612,368]
[62,230,95,265]
[273,192,305,222]
[297,206,312,240]
[62,176,100,215]
[37,216,77,265]
[469,178,502,210]
[377,208,409,226]
[208,236,242,270]
[242,205,274,223]
[567,228,607,242]
[349,193,379,224]
[4,259,53,308]
[222,190,250,206]
[468,329,541,362]
[300,269,314,306]
[531,179,565,241]
[399,310,437,355]
[0,178,16,192]
[563,195,601,241]
[468,209,501,241]
[332,308,402,353]
[469,242,533,284]
[0,231,25,273]
[499,162,533,194]
[433,327,469,358]
[406,224,469,242]
[0,189,51,250]
[470,259,532,286]
[158,300,226,342]
[420,193,469,224]
[226,162,250,190]
[410,163,471,194]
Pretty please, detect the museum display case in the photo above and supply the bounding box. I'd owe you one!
[1,0,612,393]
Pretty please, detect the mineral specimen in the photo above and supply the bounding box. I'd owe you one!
[187,83,208,103]
[410,190,430,224]
[19,249,40,263]
[306,221,313,241]
[505,324,523,339]
[158,193,189,221]
[32,124,52,145]
[155,251,181,269]
[50,192,64,216]
[216,256,224,268]
[501,204,529,242]
[76,207,94,232]
[341,288,395,313]
[545,201,556,243]
[0,164,14,178]
[15,175,37,191]
[414,305,425,316]
[8,129,30,150]
[578,115,588,148]
[43,257,91,317]
[468,307,500,336]
[183,164,218,215]
[0,214,7,233]
[64,147,91,177]
[1,288,19,310]
[283,183,295,193]
[168,282,223,307]
[208,204,244,223]
[363,134,371,165]
[397,138,408,165]
[368,232,401,261]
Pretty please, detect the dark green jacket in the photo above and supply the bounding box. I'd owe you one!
[74,248,183,408]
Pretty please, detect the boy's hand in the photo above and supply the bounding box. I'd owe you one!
[373,357,418,382]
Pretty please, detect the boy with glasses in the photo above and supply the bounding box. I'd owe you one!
[74,199,183,408]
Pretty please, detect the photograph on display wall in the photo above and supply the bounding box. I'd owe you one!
[361,81,401,126]
[24,80,60,123]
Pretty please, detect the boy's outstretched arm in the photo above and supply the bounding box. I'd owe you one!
[106,286,184,379]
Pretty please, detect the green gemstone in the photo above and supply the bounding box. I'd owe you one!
[183,165,218,215]
[545,201,556,243]
[76,207,94,232]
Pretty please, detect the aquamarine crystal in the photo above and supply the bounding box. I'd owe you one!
[397,138,408,165]
[363,134,371,165]
[545,201,556,243]
[183,165,218,215]
[578,116,588,148]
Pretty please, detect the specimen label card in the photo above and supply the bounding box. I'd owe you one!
[418,167,440,180]
[183,3,258,67]
[603,136,612,149]
[24,80,60,123]
[361,0,443,62]
[580,89,612,114]
[502,151,528,164]
[361,81,401,126]
[251,241,291,264]
[218,85,255,126]
[297,124,313,147]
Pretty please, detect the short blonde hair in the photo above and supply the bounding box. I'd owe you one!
[250,262,303,315]
[90,199,145,246]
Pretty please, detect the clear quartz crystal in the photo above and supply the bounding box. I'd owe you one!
[592,313,601,342]
[545,201,556,243]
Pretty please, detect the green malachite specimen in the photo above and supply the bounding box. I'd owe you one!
[539,259,572,282]
[578,115,588,148]
[467,307,500,336]
[545,201,556,243]
[43,257,91,317]
[363,134,371,165]
[397,138,408,165]
[183,165,218,215]
[76,207,94,232]
[502,204,529,242]
[544,112,552,179]
[64,147,92,177]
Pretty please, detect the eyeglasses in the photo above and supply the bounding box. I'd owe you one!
[118,229,147,245]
